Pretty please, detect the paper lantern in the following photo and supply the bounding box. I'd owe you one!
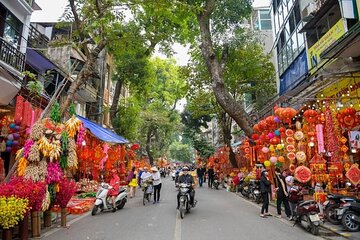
[269,137,280,145]
[276,144,284,150]
[6,140,13,146]
[251,133,259,140]
[274,116,280,123]
[14,125,20,131]
[264,160,271,167]
[274,130,280,136]
[267,132,275,139]
[6,146,12,152]
[270,156,277,163]
[12,140,19,146]
[269,145,275,152]
[7,134,14,140]
[316,124,325,153]
[253,124,260,132]
[278,156,285,163]
[9,123,16,129]
[13,133,20,140]
[262,147,269,153]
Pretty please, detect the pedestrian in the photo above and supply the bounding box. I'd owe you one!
[196,165,205,187]
[260,169,271,218]
[129,171,138,198]
[151,167,162,204]
[207,166,215,188]
[288,179,303,220]
[274,168,291,219]
[126,166,135,185]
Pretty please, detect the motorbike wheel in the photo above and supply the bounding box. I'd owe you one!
[180,204,185,219]
[325,204,341,225]
[91,206,98,216]
[117,199,126,209]
[310,224,319,235]
[342,211,360,232]
[256,195,262,204]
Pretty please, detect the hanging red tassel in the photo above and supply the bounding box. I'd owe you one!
[14,95,24,123]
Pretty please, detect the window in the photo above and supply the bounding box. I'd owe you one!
[259,9,272,30]
[294,3,301,25]
[0,4,23,47]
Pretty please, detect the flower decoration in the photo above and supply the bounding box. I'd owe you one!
[0,196,29,229]
[46,162,63,184]
[55,178,77,208]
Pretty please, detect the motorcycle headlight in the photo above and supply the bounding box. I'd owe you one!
[180,188,188,193]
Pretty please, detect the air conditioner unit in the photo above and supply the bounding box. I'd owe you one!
[301,3,317,21]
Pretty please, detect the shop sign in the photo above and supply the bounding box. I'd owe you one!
[307,19,346,74]
[316,72,360,110]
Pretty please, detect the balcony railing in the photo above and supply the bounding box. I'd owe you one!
[0,38,25,72]
[29,25,49,48]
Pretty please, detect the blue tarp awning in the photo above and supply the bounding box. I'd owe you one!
[26,49,57,72]
[77,115,129,144]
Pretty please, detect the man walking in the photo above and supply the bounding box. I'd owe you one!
[274,168,291,219]
[207,166,215,189]
[196,165,206,187]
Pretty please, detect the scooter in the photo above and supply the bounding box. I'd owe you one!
[251,180,262,204]
[293,200,321,235]
[171,170,176,181]
[337,201,360,232]
[91,182,127,216]
[323,193,358,225]
[178,183,197,219]
[213,176,220,190]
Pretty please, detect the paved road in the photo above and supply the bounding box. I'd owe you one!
[43,178,353,240]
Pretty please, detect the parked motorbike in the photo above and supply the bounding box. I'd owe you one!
[251,180,262,204]
[293,200,321,235]
[91,182,127,216]
[178,183,196,219]
[323,193,358,225]
[213,176,220,190]
[337,201,360,232]
[240,181,251,198]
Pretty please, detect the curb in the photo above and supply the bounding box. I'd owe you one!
[233,192,356,239]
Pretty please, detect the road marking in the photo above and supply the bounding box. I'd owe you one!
[40,212,91,238]
[174,211,181,240]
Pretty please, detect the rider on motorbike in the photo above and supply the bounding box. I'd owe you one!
[176,166,195,209]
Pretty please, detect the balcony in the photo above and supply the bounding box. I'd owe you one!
[28,25,49,48]
[0,38,26,73]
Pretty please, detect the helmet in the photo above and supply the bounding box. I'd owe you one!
[182,166,189,171]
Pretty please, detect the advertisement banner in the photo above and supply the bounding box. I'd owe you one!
[316,73,360,110]
[307,19,346,74]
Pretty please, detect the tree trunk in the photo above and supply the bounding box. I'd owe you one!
[110,78,124,121]
[221,117,238,168]
[197,4,253,137]
[146,129,154,165]
[60,60,95,116]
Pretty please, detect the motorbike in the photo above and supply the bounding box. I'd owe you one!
[251,180,262,204]
[160,169,166,178]
[213,176,220,190]
[91,182,127,216]
[323,193,358,225]
[240,181,251,198]
[178,183,196,219]
[293,200,321,235]
[337,201,360,232]
[141,179,153,206]
[171,170,176,181]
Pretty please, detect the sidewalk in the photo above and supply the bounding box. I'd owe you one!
[234,191,360,240]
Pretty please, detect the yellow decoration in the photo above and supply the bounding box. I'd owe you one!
[269,145,275,152]
[0,196,29,229]
[65,116,81,138]
[276,144,283,150]
[264,160,271,167]
[17,157,28,176]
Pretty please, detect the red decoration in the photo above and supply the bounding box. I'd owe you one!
[336,107,358,129]
[303,109,318,123]
[131,143,140,151]
[14,95,24,123]
[294,166,312,183]
[22,101,32,127]
[251,134,259,140]
[345,164,360,185]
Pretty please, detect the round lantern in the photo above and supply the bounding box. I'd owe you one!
[267,132,275,139]
[262,147,269,153]
[6,146,12,152]
[269,137,280,145]
[276,144,284,150]
[12,140,19,146]
[251,134,259,140]
[9,123,16,129]
[270,156,277,163]
[6,140,13,146]
[274,130,280,136]
[15,125,20,131]
[7,134,14,140]
[253,124,260,132]
[269,145,275,152]
[258,120,268,131]
[13,133,20,140]
[274,116,280,123]
[278,156,285,163]
[264,160,271,167]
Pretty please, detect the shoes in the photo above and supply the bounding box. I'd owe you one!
[265,213,272,216]
[156,201,160,204]
[277,215,282,218]
[112,208,116,213]
[260,214,267,218]
[288,216,294,221]
[153,201,156,204]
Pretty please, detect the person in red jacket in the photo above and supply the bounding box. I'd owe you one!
[109,169,120,212]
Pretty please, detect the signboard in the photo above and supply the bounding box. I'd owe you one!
[307,19,346,74]
[316,72,360,110]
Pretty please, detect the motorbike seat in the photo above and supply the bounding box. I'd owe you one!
[119,188,126,194]
[328,194,346,200]
[298,200,316,207]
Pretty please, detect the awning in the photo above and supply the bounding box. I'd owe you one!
[26,49,56,72]
[77,115,129,144]
[0,67,21,105]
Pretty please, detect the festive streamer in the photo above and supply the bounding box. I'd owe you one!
[316,124,325,153]
[26,110,35,134]
[99,143,109,170]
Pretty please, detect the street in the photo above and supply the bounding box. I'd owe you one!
[43,178,355,240]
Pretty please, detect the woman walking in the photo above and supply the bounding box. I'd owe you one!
[260,169,272,218]
[128,171,138,198]
[151,167,162,204]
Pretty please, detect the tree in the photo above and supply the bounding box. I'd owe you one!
[59,0,124,116]
[169,141,193,163]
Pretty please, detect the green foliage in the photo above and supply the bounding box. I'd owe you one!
[50,102,61,123]
[169,141,193,163]
[69,104,76,117]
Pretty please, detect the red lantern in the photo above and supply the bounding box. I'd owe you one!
[253,124,260,132]
[258,120,268,131]
[251,134,259,140]
[269,137,280,145]
[131,143,140,151]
